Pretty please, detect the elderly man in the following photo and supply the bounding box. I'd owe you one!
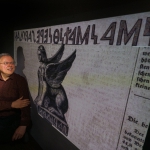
[0,53,30,144]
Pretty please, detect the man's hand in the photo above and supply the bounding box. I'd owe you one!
[11,96,30,108]
[12,126,27,141]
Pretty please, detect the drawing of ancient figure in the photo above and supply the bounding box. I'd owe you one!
[34,44,76,123]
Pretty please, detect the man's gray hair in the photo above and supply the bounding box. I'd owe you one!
[0,53,12,59]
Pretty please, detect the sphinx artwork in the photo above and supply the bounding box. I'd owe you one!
[34,44,76,135]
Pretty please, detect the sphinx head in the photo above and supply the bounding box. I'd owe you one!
[37,45,47,62]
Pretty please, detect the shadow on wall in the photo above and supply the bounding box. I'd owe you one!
[143,123,150,150]
[15,45,34,101]
[15,46,34,128]
[15,46,26,78]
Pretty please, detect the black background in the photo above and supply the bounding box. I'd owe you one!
[0,0,149,149]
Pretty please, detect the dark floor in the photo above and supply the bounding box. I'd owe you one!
[0,134,43,150]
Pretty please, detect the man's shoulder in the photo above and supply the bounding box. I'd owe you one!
[13,73,26,81]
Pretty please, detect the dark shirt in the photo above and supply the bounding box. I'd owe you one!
[0,73,30,126]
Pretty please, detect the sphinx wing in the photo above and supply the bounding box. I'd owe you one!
[47,44,65,63]
[45,50,76,87]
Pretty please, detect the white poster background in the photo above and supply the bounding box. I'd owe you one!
[14,12,150,150]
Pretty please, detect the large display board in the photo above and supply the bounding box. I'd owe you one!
[14,12,150,150]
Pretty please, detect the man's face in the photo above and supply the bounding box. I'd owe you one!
[0,56,15,77]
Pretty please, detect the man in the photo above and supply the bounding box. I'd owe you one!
[0,53,30,144]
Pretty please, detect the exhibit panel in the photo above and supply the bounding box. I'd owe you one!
[14,12,150,150]
[117,47,150,150]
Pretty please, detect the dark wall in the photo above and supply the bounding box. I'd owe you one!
[0,1,150,149]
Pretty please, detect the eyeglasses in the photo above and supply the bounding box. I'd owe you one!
[0,62,15,65]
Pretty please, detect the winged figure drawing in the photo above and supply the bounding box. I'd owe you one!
[34,44,76,122]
